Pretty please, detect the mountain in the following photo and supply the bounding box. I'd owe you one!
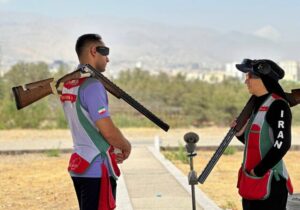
[0,11,299,74]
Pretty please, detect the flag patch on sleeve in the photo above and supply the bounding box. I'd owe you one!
[98,106,106,114]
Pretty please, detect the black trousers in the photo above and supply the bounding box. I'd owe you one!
[71,176,117,210]
[242,177,288,210]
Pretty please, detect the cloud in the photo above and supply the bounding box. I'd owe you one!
[253,25,281,42]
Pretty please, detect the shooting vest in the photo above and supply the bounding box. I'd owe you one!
[61,77,120,180]
[237,94,293,200]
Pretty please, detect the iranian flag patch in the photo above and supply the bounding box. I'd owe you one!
[98,106,106,114]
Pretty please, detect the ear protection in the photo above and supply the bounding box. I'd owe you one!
[239,59,281,80]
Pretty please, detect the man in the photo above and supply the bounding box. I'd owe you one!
[233,59,293,210]
[59,34,131,210]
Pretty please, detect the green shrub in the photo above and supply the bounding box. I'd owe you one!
[223,146,237,155]
[46,148,61,157]
[175,143,189,164]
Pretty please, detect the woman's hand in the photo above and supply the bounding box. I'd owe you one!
[250,169,256,176]
[230,118,248,137]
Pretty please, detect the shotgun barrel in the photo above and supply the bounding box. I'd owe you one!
[198,96,256,184]
[81,64,170,132]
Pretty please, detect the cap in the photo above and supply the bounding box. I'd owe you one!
[236,59,285,81]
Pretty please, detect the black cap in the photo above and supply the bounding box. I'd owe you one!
[236,59,285,81]
[237,58,288,101]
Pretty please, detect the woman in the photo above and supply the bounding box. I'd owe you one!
[233,59,293,210]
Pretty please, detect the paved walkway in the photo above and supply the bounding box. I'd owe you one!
[2,128,300,153]
[120,146,207,210]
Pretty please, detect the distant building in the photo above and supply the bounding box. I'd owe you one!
[48,60,76,74]
[48,60,66,73]
[279,61,300,81]
[115,60,300,83]
[198,71,228,83]
[185,70,202,80]
[185,70,229,83]
[135,61,142,69]
[225,62,243,80]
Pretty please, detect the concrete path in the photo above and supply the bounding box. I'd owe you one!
[1,128,300,153]
[119,146,207,210]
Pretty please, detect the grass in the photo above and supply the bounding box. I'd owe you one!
[46,148,61,157]
[223,146,237,155]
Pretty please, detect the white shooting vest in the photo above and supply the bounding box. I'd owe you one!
[61,77,119,180]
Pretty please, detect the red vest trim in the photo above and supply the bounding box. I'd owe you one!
[259,106,269,111]
[63,78,86,89]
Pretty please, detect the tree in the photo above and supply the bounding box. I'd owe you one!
[0,62,54,128]
[4,62,51,86]
[0,76,5,101]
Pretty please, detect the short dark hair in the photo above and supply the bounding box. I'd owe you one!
[75,34,102,57]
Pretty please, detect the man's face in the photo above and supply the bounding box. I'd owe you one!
[93,41,110,72]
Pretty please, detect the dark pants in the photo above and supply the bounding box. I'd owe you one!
[242,177,288,210]
[71,176,117,210]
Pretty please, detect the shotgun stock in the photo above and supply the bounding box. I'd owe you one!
[198,89,300,184]
[286,88,300,107]
[12,78,55,110]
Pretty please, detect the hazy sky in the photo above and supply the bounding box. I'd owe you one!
[0,0,299,68]
[0,0,299,42]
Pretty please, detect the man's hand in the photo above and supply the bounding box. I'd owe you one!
[115,153,125,164]
[114,148,124,163]
[114,141,131,164]
[96,117,132,158]
[122,140,131,160]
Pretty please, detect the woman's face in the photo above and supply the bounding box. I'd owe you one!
[245,73,267,96]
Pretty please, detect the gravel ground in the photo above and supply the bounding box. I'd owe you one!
[0,153,78,210]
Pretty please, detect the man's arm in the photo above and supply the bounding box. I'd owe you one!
[95,117,131,160]
[80,78,131,160]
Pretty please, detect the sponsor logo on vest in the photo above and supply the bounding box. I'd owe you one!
[60,94,77,103]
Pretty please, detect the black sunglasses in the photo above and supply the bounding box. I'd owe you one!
[96,46,109,56]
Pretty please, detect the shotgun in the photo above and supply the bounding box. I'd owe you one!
[12,64,170,132]
[198,89,300,184]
